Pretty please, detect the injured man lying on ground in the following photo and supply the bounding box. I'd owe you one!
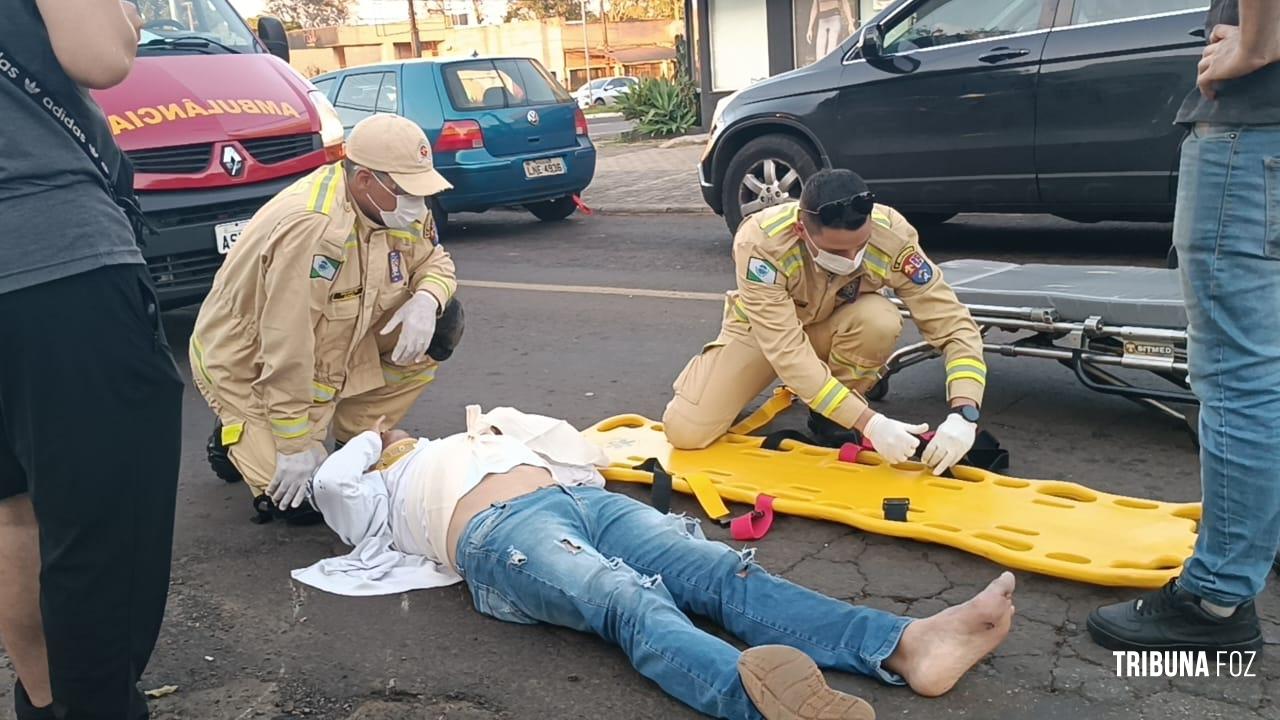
[292,405,1016,720]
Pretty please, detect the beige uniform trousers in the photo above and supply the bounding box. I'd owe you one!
[662,293,901,450]
[192,332,438,497]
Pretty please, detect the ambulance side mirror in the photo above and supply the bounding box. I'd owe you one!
[257,15,290,63]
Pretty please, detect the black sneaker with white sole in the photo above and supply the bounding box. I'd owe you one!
[1087,578,1263,652]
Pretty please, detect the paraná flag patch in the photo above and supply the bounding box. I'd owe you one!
[746,256,779,285]
[310,255,341,281]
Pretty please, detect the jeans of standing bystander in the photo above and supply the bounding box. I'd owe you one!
[1173,122,1280,605]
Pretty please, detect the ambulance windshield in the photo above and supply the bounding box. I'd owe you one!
[132,0,259,54]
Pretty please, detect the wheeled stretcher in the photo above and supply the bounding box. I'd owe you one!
[873,260,1198,434]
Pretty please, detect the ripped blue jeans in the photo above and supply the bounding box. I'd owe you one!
[454,486,910,720]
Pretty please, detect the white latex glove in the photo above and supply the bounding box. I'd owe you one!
[268,446,328,510]
[863,413,929,465]
[380,290,439,365]
[921,412,977,476]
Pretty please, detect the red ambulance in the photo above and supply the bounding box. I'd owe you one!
[92,1,344,306]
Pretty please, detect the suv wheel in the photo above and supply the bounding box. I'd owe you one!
[526,194,577,222]
[722,135,819,234]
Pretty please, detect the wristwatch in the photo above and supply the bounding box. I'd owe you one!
[952,404,980,423]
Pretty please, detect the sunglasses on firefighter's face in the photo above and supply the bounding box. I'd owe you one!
[802,191,876,225]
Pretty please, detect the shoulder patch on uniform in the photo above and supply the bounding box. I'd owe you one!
[746,256,780,285]
[900,250,934,285]
[892,246,915,271]
[310,254,342,281]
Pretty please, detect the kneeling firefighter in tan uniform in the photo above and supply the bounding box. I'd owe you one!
[663,169,987,475]
[191,114,463,523]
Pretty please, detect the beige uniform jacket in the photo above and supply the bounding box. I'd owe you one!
[191,162,457,454]
[721,201,986,428]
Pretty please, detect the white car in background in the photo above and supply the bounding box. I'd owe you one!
[574,76,638,108]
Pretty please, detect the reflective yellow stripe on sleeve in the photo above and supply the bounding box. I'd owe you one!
[312,381,337,403]
[946,358,988,386]
[307,165,340,215]
[387,229,420,245]
[779,247,803,277]
[421,274,454,301]
[761,205,799,237]
[810,377,851,417]
[270,416,311,440]
[383,363,437,386]
[189,336,214,386]
[830,351,882,380]
[863,246,891,278]
[730,297,749,323]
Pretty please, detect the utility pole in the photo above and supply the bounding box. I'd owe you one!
[407,0,422,57]
[600,0,609,53]
[581,0,591,86]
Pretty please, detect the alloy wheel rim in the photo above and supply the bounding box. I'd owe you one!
[738,158,802,218]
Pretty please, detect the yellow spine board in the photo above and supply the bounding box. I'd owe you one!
[583,410,1198,589]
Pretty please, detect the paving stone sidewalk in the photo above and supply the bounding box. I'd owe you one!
[581,140,711,214]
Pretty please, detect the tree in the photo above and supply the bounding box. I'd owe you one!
[603,0,682,22]
[505,0,679,23]
[505,0,598,22]
[264,0,353,28]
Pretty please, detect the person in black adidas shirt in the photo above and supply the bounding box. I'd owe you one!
[0,2,183,718]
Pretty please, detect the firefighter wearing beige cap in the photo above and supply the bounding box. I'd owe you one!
[190,114,463,524]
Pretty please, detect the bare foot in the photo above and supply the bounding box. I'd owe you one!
[884,571,1016,697]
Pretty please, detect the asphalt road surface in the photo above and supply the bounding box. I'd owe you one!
[3,213,1276,720]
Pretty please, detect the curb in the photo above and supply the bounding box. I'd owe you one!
[658,133,710,149]
[585,203,714,215]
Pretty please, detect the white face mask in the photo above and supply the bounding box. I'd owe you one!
[807,238,866,275]
[371,173,427,230]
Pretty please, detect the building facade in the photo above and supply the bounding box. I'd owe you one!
[287,17,681,92]
[685,0,893,126]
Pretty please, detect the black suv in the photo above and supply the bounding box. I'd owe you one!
[700,0,1209,233]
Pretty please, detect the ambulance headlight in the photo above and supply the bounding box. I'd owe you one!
[308,90,345,153]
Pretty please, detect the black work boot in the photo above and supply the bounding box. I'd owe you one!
[805,409,862,448]
[1087,578,1263,652]
[206,421,243,483]
[251,494,324,526]
[14,680,55,720]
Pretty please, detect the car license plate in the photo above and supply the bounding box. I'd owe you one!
[214,219,251,255]
[524,157,566,179]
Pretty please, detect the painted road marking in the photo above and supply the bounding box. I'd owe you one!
[458,279,724,302]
